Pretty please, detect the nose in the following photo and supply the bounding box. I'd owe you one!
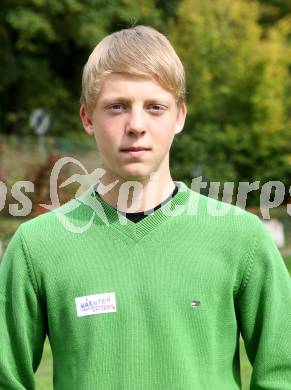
[125,107,146,136]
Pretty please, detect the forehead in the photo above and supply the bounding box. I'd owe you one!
[97,73,175,104]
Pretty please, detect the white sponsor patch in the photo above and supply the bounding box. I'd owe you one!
[75,292,117,317]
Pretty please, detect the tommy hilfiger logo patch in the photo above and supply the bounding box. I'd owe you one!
[191,300,201,308]
[75,292,117,317]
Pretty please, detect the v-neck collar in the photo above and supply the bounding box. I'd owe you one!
[96,182,179,221]
[77,180,191,242]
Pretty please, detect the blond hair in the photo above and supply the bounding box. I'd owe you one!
[80,25,186,116]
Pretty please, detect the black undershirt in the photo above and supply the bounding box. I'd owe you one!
[95,183,179,223]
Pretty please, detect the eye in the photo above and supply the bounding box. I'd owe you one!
[149,105,166,113]
[108,104,126,112]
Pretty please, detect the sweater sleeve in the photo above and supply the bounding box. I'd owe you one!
[0,226,47,390]
[236,218,291,389]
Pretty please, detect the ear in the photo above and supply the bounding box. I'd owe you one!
[174,101,187,135]
[80,105,94,136]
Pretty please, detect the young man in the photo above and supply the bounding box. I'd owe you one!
[1,25,291,389]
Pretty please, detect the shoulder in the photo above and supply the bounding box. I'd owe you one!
[19,189,98,242]
[183,185,263,233]
[179,184,275,259]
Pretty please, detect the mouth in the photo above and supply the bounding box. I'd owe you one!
[120,147,151,158]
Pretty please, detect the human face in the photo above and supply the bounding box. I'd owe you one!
[80,73,187,185]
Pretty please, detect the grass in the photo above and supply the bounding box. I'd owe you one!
[284,255,291,274]
[35,340,53,389]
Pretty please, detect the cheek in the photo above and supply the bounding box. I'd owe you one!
[95,132,114,154]
[153,120,176,145]
[93,119,120,148]
[94,131,124,164]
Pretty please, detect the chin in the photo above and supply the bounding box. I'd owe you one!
[118,169,152,182]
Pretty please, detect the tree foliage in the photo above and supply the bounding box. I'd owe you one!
[0,0,163,134]
[168,0,291,203]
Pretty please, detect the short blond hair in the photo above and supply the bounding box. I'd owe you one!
[80,25,186,116]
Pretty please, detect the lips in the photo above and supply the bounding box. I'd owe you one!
[120,146,151,158]
[120,146,151,152]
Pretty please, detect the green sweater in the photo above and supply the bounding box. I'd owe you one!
[1,181,291,389]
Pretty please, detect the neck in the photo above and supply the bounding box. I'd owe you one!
[96,172,176,213]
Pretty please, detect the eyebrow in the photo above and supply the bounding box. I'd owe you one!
[100,97,171,106]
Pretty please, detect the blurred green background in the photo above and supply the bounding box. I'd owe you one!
[1,1,291,388]
[1,0,291,205]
